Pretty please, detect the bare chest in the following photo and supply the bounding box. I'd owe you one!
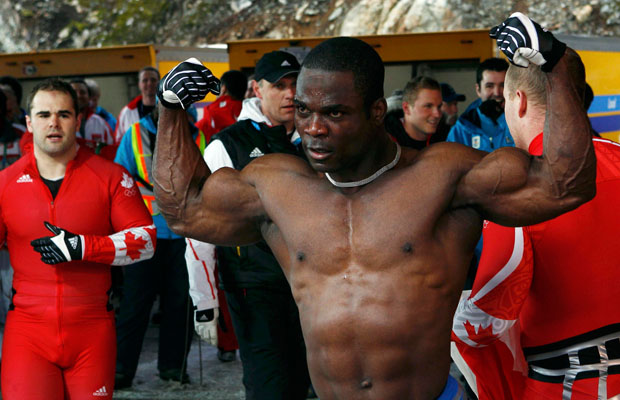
[261,173,459,277]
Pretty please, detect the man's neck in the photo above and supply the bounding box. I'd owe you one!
[267,118,294,134]
[282,120,295,133]
[142,95,156,106]
[327,132,397,186]
[260,105,294,133]
[518,113,546,152]
[34,145,77,180]
[402,121,427,141]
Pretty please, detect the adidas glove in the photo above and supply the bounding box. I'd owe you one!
[31,222,84,265]
[157,58,221,110]
[490,12,566,72]
[195,308,218,346]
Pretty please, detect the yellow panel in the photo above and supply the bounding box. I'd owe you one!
[227,30,494,71]
[589,111,620,117]
[600,132,620,143]
[578,50,620,96]
[157,61,230,103]
[0,45,156,79]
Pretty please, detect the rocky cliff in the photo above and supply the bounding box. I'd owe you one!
[1,0,619,52]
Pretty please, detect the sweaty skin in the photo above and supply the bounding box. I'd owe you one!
[153,49,595,400]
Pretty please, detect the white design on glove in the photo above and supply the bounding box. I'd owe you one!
[158,58,221,109]
[31,222,84,265]
[195,308,219,346]
[490,12,566,72]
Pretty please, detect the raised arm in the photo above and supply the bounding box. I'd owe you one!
[454,14,596,226]
[152,59,265,244]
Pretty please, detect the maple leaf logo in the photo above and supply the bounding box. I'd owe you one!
[464,320,498,346]
[121,172,135,189]
[124,231,148,261]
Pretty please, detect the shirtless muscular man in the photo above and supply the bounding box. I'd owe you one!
[152,15,594,400]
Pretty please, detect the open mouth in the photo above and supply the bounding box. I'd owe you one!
[307,147,332,160]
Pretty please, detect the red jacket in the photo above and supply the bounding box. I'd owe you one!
[0,147,153,318]
[452,135,620,399]
[196,95,242,142]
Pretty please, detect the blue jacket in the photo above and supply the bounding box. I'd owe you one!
[447,100,515,152]
[114,114,181,239]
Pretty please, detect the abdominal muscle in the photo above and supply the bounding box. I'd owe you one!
[293,263,460,400]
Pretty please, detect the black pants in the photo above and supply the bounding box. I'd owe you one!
[225,286,311,400]
[115,238,193,379]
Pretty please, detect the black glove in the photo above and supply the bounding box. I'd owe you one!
[490,12,566,72]
[157,58,221,109]
[31,222,83,265]
[479,99,503,122]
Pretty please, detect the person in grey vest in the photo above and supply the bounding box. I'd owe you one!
[192,50,311,400]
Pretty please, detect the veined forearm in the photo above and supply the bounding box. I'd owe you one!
[543,48,596,202]
[153,107,211,227]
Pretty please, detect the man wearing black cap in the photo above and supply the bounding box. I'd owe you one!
[440,83,465,127]
[434,83,466,142]
[446,58,514,152]
[198,50,311,399]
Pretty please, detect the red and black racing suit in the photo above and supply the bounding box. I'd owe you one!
[0,147,154,399]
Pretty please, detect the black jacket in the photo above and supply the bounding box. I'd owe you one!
[210,119,304,291]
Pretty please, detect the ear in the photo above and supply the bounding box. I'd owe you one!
[25,114,32,133]
[516,89,527,118]
[402,101,410,116]
[475,83,481,98]
[370,98,387,125]
[252,80,262,100]
[75,113,82,131]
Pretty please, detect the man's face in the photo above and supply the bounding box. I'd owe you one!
[295,68,378,173]
[254,75,297,127]
[70,82,89,112]
[0,86,19,121]
[402,88,442,140]
[442,100,459,126]
[26,90,79,158]
[476,70,506,108]
[89,91,100,109]
[139,70,159,99]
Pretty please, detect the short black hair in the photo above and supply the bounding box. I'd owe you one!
[69,78,90,96]
[476,57,509,85]
[0,90,7,118]
[302,37,384,112]
[0,90,10,135]
[0,76,23,104]
[139,66,160,80]
[221,70,248,101]
[27,79,79,116]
